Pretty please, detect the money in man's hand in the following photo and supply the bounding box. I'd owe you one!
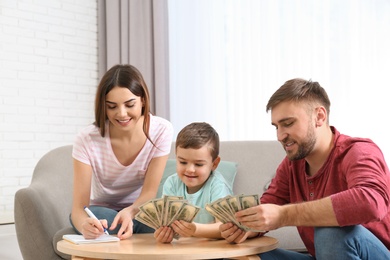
[205,194,263,232]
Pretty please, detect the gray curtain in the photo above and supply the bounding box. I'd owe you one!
[98,0,170,119]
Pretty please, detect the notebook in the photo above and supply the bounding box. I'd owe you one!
[62,234,120,244]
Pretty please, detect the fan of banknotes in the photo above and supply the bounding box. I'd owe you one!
[135,195,201,230]
[205,194,262,232]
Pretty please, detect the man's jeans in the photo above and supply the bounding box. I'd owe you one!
[259,225,390,260]
[70,205,154,235]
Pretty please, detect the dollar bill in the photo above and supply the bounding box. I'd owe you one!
[152,198,164,226]
[217,196,236,217]
[226,195,240,212]
[135,210,159,230]
[205,204,226,223]
[238,194,259,210]
[166,199,185,226]
[176,203,201,223]
[205,194,261,232]
[162,195,184,226]
[139,200,160,226]
[135,195,200,234]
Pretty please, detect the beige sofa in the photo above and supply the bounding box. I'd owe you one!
[14,141,305,260]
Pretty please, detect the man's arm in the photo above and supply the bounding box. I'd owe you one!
[236,196,338,232]
[282,196,337,226]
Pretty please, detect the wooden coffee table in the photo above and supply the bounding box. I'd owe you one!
[57,233,278,260]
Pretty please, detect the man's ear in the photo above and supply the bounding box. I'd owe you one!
[212,156,221,170]
[315,106,327,127]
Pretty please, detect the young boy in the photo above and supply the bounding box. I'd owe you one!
[154,122,233,243]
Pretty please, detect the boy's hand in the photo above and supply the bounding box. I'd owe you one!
[154,226,174,243]
[171,220,196,237]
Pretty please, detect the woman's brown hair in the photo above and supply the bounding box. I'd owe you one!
[94,64,153,143]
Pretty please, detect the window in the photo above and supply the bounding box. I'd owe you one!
[168,0,390,160]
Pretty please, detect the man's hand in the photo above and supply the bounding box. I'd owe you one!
[236,203,284,232]
[154,226,175,243]
[219,222,250,244]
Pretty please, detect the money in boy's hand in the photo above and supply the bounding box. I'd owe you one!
[205,194,263,232]
[135,195,201,231]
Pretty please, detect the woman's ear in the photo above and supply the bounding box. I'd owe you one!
[212,156,221,171]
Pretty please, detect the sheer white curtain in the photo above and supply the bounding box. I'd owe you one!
[168,0,390,161]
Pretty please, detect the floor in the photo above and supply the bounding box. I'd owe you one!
[0,224,23,260]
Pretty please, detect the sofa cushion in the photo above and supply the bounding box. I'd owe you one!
[156,159,238,198]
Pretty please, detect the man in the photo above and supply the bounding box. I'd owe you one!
[220,78,390,259]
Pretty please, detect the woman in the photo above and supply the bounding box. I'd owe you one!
[70,64,173,240]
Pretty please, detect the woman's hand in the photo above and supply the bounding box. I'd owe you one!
[110,207,134,239]
[82,218,108,239]
[154,226,175,243]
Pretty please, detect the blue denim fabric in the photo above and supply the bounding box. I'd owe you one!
[259,248,314,260]
[70,205,154,235]
[259,225,390,260]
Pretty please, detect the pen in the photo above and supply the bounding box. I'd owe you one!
[84,206,109,235]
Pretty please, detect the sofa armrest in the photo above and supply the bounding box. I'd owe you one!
[15,187,64,260]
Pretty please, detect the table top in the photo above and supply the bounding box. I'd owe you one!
[57,233,278,260]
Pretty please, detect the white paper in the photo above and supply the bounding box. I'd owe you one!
[62,234,120,244]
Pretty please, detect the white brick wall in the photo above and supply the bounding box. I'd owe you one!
[0,0,98,222]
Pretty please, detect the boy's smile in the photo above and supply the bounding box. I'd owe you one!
[176,145,217,194]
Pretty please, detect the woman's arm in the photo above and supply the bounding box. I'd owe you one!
[132,155,169,211]
[111,154,169,239]
[71,159,106,238]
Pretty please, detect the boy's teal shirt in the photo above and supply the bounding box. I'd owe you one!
[163,170,233,224]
